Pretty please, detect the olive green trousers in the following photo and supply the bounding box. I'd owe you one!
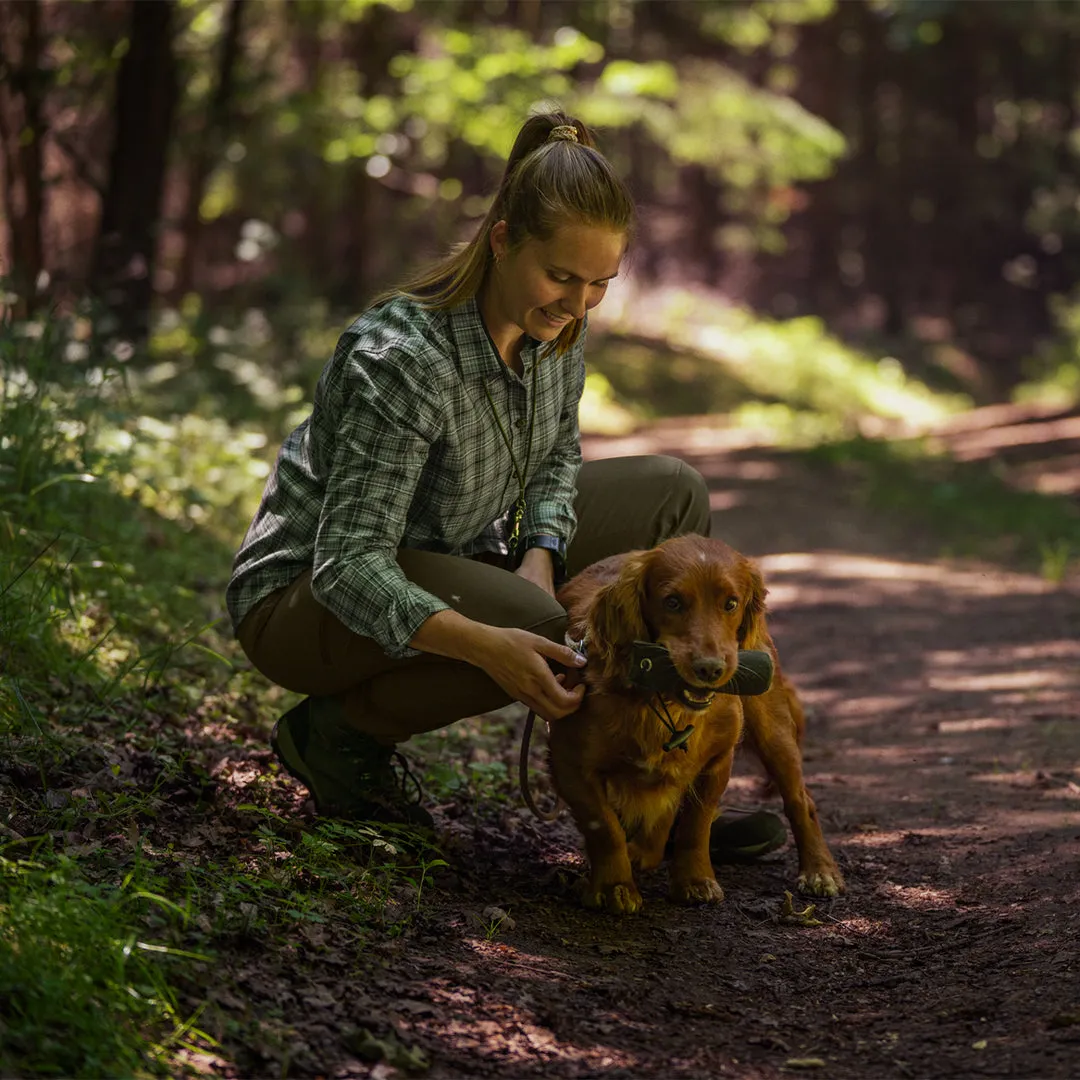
[236,454,710,742]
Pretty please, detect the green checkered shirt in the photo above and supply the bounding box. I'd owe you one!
[226,295,586,657]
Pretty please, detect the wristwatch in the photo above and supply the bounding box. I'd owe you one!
[523,534,567,582]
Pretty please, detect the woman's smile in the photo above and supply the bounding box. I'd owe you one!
[480,221,627,364]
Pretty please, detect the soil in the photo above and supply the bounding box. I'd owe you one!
[358,418,1078,1080]
[57,408,1080,1079]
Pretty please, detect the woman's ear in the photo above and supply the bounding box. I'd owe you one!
[490,219,509,262]
[737,561,769,648]
[588,552,651,675]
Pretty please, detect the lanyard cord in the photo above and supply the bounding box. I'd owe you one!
[483,358,538,555]
[647,693,694,752]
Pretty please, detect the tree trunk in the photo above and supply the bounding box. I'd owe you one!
[0,0,46,316]
[175,0,246,299]
[90,0,178,342]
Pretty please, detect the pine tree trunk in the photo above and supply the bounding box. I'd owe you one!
[90,0,178,342]
[175,0,245,300]
[0,0,45,316]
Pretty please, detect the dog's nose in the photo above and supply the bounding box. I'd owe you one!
[692,657,726,684]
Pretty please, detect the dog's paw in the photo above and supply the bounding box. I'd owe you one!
[670,876,725,905]
[797,868,846,897]
[583,880,643,915]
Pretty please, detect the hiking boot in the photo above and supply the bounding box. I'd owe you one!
[271,696,433,828]
[709,808,787,863]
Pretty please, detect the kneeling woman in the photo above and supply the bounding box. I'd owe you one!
[226,109,779,860]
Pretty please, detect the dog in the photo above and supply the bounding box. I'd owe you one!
[549,533,844,914]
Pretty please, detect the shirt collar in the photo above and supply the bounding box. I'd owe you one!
[447,296,542,382]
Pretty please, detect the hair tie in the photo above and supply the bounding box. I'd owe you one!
[548,124,579,143]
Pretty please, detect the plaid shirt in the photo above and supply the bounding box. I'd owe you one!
[226,295,586,658]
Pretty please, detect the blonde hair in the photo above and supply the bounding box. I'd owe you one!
[374,109,636,355]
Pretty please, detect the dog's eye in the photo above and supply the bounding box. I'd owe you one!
[724,598,739,612]
[663,594,683,612]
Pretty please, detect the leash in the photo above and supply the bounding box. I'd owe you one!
[519,708,565,822]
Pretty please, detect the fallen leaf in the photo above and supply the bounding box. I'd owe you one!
[779,891,823,927]
[1048,1012,1080,1029]
[785,1058,826,1069]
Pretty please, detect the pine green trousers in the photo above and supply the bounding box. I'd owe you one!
[236,455,710,741]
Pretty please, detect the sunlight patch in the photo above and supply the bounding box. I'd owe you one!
[935,717,1022,734]
[929,670,1076,692]
[758,552,1056,598]
[879,881,958,910]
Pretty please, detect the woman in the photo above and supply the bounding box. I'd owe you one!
[227,109,784,858]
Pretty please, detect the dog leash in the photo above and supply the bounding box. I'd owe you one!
[519,709,565,822]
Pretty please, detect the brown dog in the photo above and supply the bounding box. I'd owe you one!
[549,533,844,914]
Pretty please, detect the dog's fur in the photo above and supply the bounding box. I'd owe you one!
[550,533,844,914]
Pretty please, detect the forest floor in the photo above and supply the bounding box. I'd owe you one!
[191,406,1080,1080]
[12,407,1080,1079]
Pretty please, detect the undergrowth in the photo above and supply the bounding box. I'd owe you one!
[0,304,447,1077]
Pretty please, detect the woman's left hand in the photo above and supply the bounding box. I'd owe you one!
[515,546,556,597]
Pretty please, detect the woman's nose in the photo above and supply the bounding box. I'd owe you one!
[562,284,589,319]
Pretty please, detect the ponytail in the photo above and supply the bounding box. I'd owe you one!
[373,108,636,355]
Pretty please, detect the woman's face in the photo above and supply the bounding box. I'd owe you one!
[486,219,626,345]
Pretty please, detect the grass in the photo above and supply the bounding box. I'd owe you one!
[0,303,451,1077]
[0,845,215,1078]
[587,287,971,434]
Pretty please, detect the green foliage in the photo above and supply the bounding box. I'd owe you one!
[0,307,456,1076]
[588,291,968,436]
[1015,289,1080,409]
[166,1,844,277]
[0,847,215,1078]
[387,26,605,162]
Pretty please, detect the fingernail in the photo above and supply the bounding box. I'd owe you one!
[573,652,587,665]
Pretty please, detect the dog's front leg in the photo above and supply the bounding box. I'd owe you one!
[627,802,680,873]
[743,693,845,897]
[551,765,642,914]
[668,751,734,905]
[571,796,642,914]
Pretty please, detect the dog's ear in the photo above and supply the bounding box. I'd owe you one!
[587,552,652,674]
[737,560,769,648]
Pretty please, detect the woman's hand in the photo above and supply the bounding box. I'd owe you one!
[470,625,586,721]
[514,545,556,597]
[410,609,585,722]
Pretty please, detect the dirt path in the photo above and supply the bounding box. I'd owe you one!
[316,423,1078,1080]
[199,420,1080,1080]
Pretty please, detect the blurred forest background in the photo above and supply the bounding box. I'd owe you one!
[2,0,1079,402]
